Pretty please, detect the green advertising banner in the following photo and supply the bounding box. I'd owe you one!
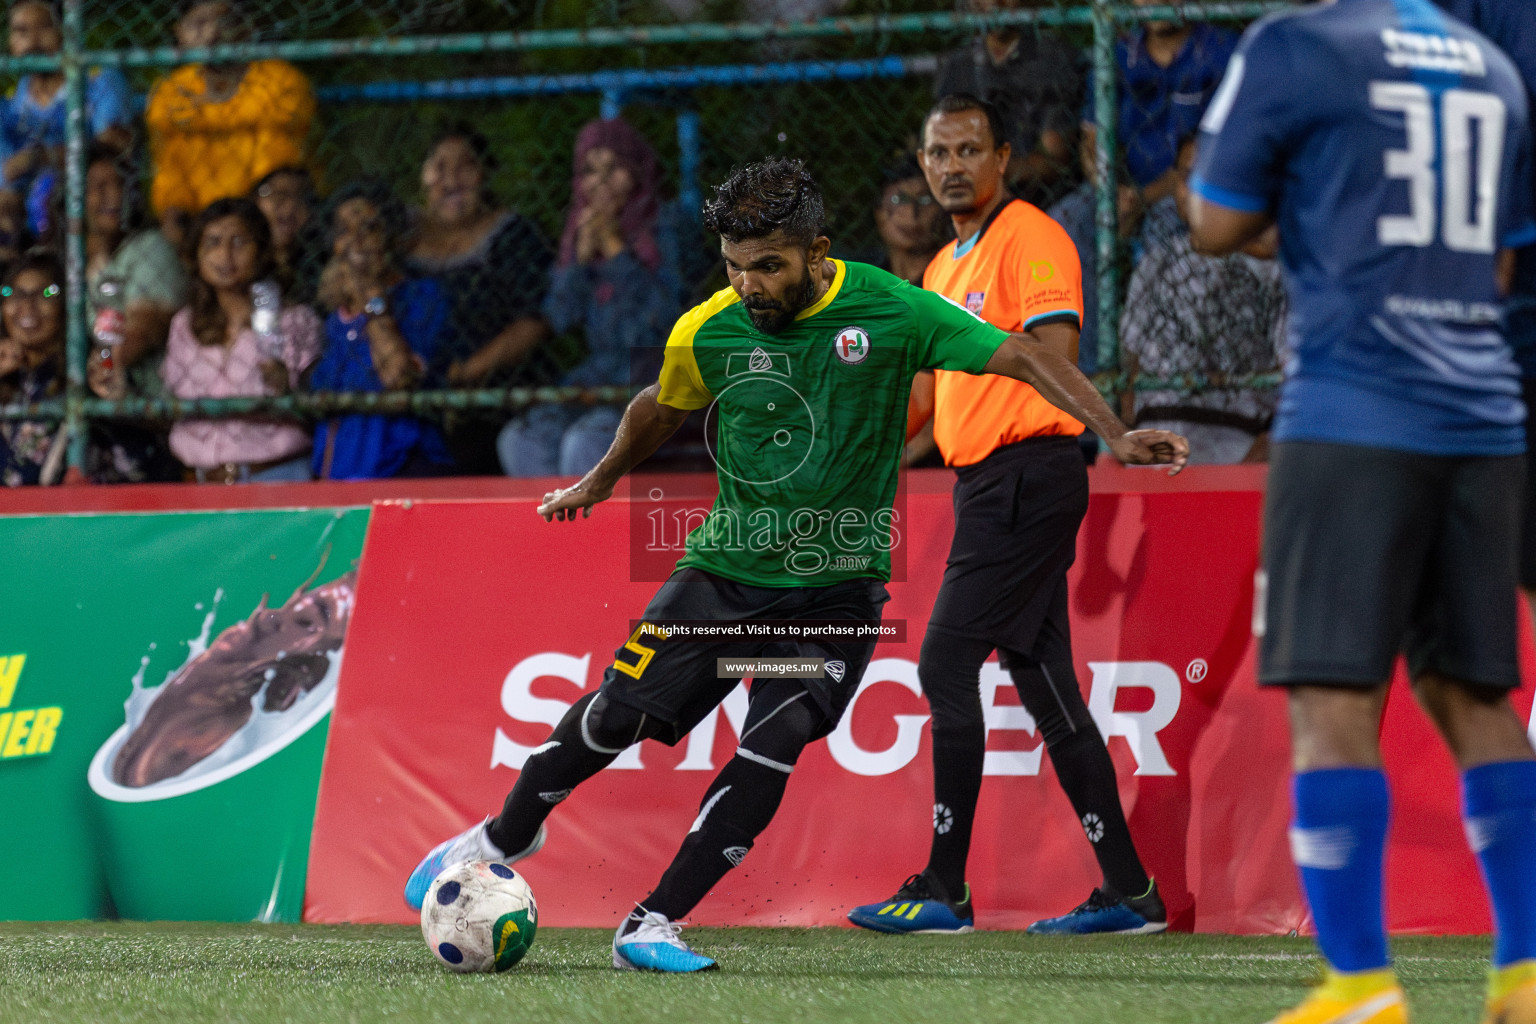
[0,507,368,921]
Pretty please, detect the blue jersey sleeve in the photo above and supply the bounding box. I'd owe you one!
[1192,17,1309,215]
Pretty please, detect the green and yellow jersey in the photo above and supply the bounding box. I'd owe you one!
[657,258,1009,587]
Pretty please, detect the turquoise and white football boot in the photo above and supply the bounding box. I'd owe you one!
[612,909,718,972]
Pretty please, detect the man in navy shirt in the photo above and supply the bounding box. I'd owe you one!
[1083,9,1237,200]
[1190,2,1536,1022]
[1056,4,1235,375]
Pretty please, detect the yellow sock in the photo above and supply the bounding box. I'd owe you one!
[1489,960,1536,1003]
[1319,967,1400,1002]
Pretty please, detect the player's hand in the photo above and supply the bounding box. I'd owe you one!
[1109,429,1189,476]
[537,478,614,522]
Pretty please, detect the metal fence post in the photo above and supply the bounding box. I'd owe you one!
[61,0,87,475]
[1091,0,1121,402]
[676,110,702,220]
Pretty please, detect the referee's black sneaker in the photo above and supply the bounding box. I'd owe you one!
[847,871,975,934]
[1026,880,1168,935]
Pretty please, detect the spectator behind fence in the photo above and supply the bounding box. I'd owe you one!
[310,180,453,480]
[406,124,554,474]
[81,144,186,483]
[933,0,1082,208]
[1049,0,1235,374]
[1079,0,1236,209]
[497,117,680,478]
[147,1,315,246]
[160,198,320,483]
[0,250,65,484]
[84,145,188,388]
[1120,137,1284,464]
[873,155,949,286]
[1,0,132,239]
[252,165,323,306]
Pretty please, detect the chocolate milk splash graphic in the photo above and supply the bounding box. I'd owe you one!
[112,571,357,788]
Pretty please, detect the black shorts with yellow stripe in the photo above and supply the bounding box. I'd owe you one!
[597,568,889,744]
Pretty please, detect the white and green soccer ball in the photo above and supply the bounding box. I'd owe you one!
[421,861,538,972]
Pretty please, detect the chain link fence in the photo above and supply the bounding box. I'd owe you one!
[0,0,1292,483]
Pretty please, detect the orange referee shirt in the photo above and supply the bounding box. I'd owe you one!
[923,198,1085,467]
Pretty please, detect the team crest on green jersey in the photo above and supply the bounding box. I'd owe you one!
[833,326,870,364]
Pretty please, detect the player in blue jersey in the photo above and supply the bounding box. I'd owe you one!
[1435,0,1536,685]
[1189,2,1536,1023]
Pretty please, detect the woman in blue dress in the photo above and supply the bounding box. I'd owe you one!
[309,180,453,480]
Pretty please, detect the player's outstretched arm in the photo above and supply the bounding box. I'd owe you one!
[536,384,691,522]
[983,334,1189,475]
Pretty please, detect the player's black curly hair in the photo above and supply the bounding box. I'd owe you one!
[701,158,825,249]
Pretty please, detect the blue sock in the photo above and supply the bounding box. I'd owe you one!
[1463,760,1536,967]
[1290,768,1392,974]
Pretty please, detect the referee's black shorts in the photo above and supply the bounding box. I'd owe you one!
[928,434,1089,655]
[1260,440,1523,690]
[598,568,889,744]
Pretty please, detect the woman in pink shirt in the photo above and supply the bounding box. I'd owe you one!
[161,196,320,482]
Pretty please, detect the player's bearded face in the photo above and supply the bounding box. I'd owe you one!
[743,262,817,334]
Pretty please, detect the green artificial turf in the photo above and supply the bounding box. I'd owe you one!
[0,923,1497,1024]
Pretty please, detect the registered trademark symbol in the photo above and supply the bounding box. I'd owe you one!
[1186,658,1208,683]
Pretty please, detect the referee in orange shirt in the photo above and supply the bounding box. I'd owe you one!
[849,95,1184,936]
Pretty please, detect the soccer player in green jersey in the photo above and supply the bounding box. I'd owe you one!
[405,158,1188,972]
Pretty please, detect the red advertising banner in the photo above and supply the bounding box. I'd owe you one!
[305,465,1536,933]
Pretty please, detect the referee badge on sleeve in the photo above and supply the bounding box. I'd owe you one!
[965,291,985,313]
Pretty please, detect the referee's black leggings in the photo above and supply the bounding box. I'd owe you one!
[919,602,1150,900]
[922,626,1092,750]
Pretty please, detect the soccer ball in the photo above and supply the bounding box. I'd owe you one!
[420,861,538,972]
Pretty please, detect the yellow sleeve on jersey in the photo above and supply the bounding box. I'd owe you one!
[656,285,738,411]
